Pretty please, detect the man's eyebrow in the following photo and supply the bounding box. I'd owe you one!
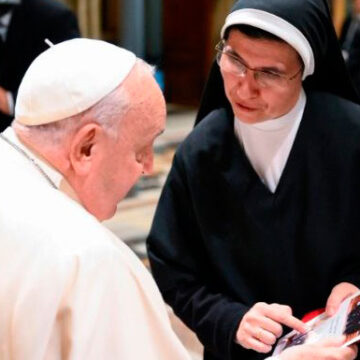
[226,47,285,75]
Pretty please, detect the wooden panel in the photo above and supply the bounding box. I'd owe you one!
[332,0,346,36]
[102,0,118,42]
[61,0,102,38]
[163,0,216,105]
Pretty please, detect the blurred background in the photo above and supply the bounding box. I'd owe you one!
[60,0,350,107]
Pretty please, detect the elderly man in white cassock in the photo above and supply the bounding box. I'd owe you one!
[0,38,190,359]
[0,38,355,360]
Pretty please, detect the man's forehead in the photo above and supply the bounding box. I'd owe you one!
[123,94,165,134]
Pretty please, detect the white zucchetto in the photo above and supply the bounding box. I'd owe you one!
[15,38,137,126]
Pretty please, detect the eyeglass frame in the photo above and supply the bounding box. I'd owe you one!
[215,40,303,88]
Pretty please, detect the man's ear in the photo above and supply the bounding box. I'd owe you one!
[69,123,103,176]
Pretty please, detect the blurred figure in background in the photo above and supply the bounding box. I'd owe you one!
[339,0,360,95]
[0,0,80,132]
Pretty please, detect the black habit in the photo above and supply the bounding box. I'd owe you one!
[147,0,360,359]
[0,0,80,131]
[339,14,360,97]
[148,91,360,359]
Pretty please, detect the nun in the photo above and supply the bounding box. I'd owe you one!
[147,0,360,359]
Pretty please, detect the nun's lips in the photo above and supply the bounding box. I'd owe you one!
[235,101,259,112]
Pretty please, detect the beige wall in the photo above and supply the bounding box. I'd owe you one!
[60,0,350,42]
[211,0,233,47]
[61,0,102,38]
[332,0,347,35]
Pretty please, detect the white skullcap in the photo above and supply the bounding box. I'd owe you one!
[15,38,137,126]
[221,9,315,80]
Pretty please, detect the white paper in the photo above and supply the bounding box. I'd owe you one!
[273,291,360,355]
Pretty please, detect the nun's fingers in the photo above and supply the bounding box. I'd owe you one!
[262,303,307,334]
[235,302,305,353]
[325,282,359,316]
[242,336,272,354]
[252,327,278,346]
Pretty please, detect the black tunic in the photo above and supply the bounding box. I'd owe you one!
[147,91,360,360]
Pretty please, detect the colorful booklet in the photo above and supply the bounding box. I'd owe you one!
[273,291,360,355]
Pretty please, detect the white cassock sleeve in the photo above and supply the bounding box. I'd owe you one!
[5,239,189,360]
[52,245,189,359]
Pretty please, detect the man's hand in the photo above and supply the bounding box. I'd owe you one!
[236,302,307,353]
[279,337,357,360]
[0,86,10,115]
[326,282,359,316]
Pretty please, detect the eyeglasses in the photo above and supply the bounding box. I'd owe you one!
[215,40,303,88]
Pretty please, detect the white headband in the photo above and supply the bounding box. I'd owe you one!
[221,8,315,80]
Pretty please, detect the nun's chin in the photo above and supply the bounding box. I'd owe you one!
[232,103,264,123]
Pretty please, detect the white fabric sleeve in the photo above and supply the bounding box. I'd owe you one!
[7,241,190,360]
[47,245,190,360]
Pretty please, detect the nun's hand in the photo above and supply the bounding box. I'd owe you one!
[278,337,357,360]
[325,282,359,317]
[235,302,307,353]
